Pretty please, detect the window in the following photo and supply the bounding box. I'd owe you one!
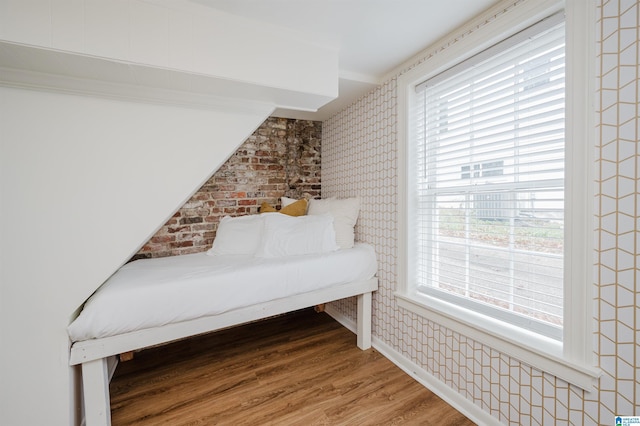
[416,14,565,341]
[397,1,599,390]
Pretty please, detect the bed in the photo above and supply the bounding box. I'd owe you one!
[68,198,378,426]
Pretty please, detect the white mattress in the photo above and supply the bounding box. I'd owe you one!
[68,243,377,342]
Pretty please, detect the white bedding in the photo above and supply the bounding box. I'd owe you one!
[68,243,377,342]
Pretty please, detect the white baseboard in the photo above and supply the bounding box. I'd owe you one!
[324,306,500,426]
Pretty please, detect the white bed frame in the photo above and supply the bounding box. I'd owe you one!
[70,277,378,426]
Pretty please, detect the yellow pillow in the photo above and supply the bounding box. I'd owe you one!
[260,201,278,213]
[260,199,308,216]
[281,199,308,216]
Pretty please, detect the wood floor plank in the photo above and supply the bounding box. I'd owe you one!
[110,309,475,425]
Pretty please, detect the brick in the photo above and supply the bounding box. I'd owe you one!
[168,226,190,234]
[216,200,237,207]
[179,217,203,225]
[259,157,278,164]
[151,235,176,244]
[217,185,237,191]
[191,224,214,232]
[132,117,321,259]
[170,241,193,248]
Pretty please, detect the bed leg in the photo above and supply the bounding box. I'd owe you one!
[82,358,112,426]
[356,291,372,350]
[119,351,135,362]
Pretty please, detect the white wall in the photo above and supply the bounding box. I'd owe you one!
[0,86,272,425]
[323,1,638,424]
[0,1,340,423]
[0,0,338,111]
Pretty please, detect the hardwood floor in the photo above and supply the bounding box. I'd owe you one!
[110,309,475,425]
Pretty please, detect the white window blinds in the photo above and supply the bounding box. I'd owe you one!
[413,14,565,340]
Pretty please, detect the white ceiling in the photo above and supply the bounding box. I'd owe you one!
[193,0,499,120]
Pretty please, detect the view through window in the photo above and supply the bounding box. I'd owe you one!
[412,14,566,340]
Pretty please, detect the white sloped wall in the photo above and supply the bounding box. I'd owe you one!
[0,1,338,425]
[0,85,273,426]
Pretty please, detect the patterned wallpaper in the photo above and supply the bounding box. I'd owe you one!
[322,1,638,424]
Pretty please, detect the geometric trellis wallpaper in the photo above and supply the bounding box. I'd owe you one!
[322,0,639,424]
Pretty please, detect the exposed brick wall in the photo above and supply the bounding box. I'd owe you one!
[132,117,321,260]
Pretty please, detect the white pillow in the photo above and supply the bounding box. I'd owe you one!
[307,197,360,249]
[207,215,264,256]
[281,196,298,207]
[255,213,338,258]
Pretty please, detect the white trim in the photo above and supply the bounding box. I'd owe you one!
[396,0,599,391]
[393,0,564,89]
[0,36,336,112]
[324,306,500,426]
[338,69,380,85]
[383,0,561,85]
[415,10,565,92]
[70,278,377,365]
[396,294,600,390]
[372,338,501,426]
[0,65,275,114]
[563,0,596,365]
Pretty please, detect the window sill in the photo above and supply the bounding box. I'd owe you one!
[395,292,601,392]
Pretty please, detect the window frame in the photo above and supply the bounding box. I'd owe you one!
[396,0,600,391]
